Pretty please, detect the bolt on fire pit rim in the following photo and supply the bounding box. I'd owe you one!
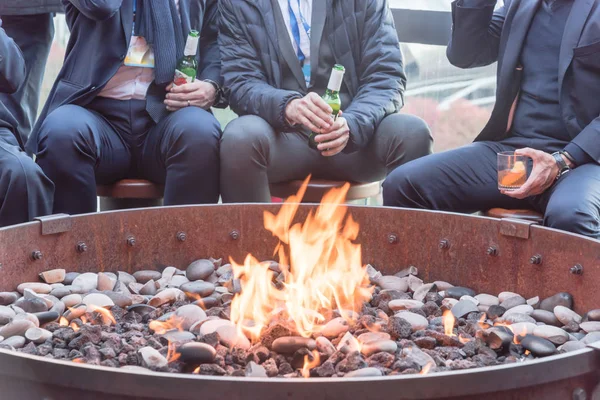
[76,242,88,253]
[176,231,187,242]
[570,264,584,275]
[127,236,136,247]
[30,250,43,261]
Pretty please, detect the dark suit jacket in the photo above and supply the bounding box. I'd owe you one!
[0,20,25,147]
[26,0,221,154]
[219,0,405,154]
[448,0,600,164]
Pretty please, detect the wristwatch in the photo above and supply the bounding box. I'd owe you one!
[551,151,570,179]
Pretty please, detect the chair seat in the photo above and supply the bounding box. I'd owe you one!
[485,208,544,223]
[96,179,164,199]
[269,180,381,203]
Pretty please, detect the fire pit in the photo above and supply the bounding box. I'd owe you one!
[0,183,599,399]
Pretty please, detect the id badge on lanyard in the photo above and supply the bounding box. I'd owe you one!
[124,0,155,68]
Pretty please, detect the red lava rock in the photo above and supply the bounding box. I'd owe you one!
[261,324,293,349]
[388,316,413,340]
[262,358,279,377]
[335,352,367,374]
[367,352,395,368]
[197,364,227,376]
[314,360,336,377]
[414,336,437,350]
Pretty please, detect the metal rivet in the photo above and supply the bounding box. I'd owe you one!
[439,239,450,250]
[176,231,187,242]
[570,264,583,275]
[487,246,498,256]
[31,251,43,261]
[76,242,88,253]
[127,236,136,247]
[529,254,542,265]
[229,230,240,240]
[387,234,398,244]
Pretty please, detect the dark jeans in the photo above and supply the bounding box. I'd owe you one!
[382,141,600,239]
[0,129,53,226]
[0,14,54,143]
[220,113,433,202]
[35,97,221,215]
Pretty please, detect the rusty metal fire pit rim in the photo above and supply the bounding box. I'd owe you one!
[7,204,600,244]
[0,345,597,400]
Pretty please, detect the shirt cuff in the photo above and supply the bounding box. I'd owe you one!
[564,143,593,167]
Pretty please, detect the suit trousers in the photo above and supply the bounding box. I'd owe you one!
[35,97,221,215]
[382,141,600,239]
[0,128,53,227]
[219,113,433,203]
[0,14,54,143]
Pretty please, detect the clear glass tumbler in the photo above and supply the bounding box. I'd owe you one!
[497,151,531,191]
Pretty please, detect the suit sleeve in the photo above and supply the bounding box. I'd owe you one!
[218,0,302,131]
[341,0,405,153]
[566,124,600,165]
[0,21,25,94]
[198,0,221,85]
[66,0,123,21]
[446,0,507,68]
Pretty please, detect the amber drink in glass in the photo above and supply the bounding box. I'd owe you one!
[497,152,529,191]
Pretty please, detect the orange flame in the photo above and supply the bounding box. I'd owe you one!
[301,350,321,378]
[420,362,434,375]
[478,313,489,330]
[443,310,455,337]
[59,317,68,327]
[458,334,471,344]
[166,341,181,363]
[88,305,116,325]
[72,358,85,364]
[70,322,80,332]
[193,366,200,374]
[229,176,373,341]
[149,315,185,335]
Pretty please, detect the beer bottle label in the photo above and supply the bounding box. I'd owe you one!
[174,69,195,86]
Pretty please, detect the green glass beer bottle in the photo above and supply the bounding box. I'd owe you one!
[309,64,345,150]
[174,30,200,86]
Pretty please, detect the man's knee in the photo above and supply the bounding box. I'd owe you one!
[221,115,274,154]
[37,105,94,156]
[167,107,221,152]
[382,162,422,208]
[545,201,600,237]
[1,151,51,194]
[377,113,433,158]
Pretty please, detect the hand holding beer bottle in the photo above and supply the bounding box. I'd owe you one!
[164,30,217,111]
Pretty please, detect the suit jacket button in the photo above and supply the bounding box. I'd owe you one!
[91,86,96,90]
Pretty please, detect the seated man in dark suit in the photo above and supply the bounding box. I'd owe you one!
[0,20,53,226]
[29,0,222,214]
[218,0,433,202]
[384,0,600,239]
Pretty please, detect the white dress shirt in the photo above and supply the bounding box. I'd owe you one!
[99,0,180,101]
[277,0,313,66]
